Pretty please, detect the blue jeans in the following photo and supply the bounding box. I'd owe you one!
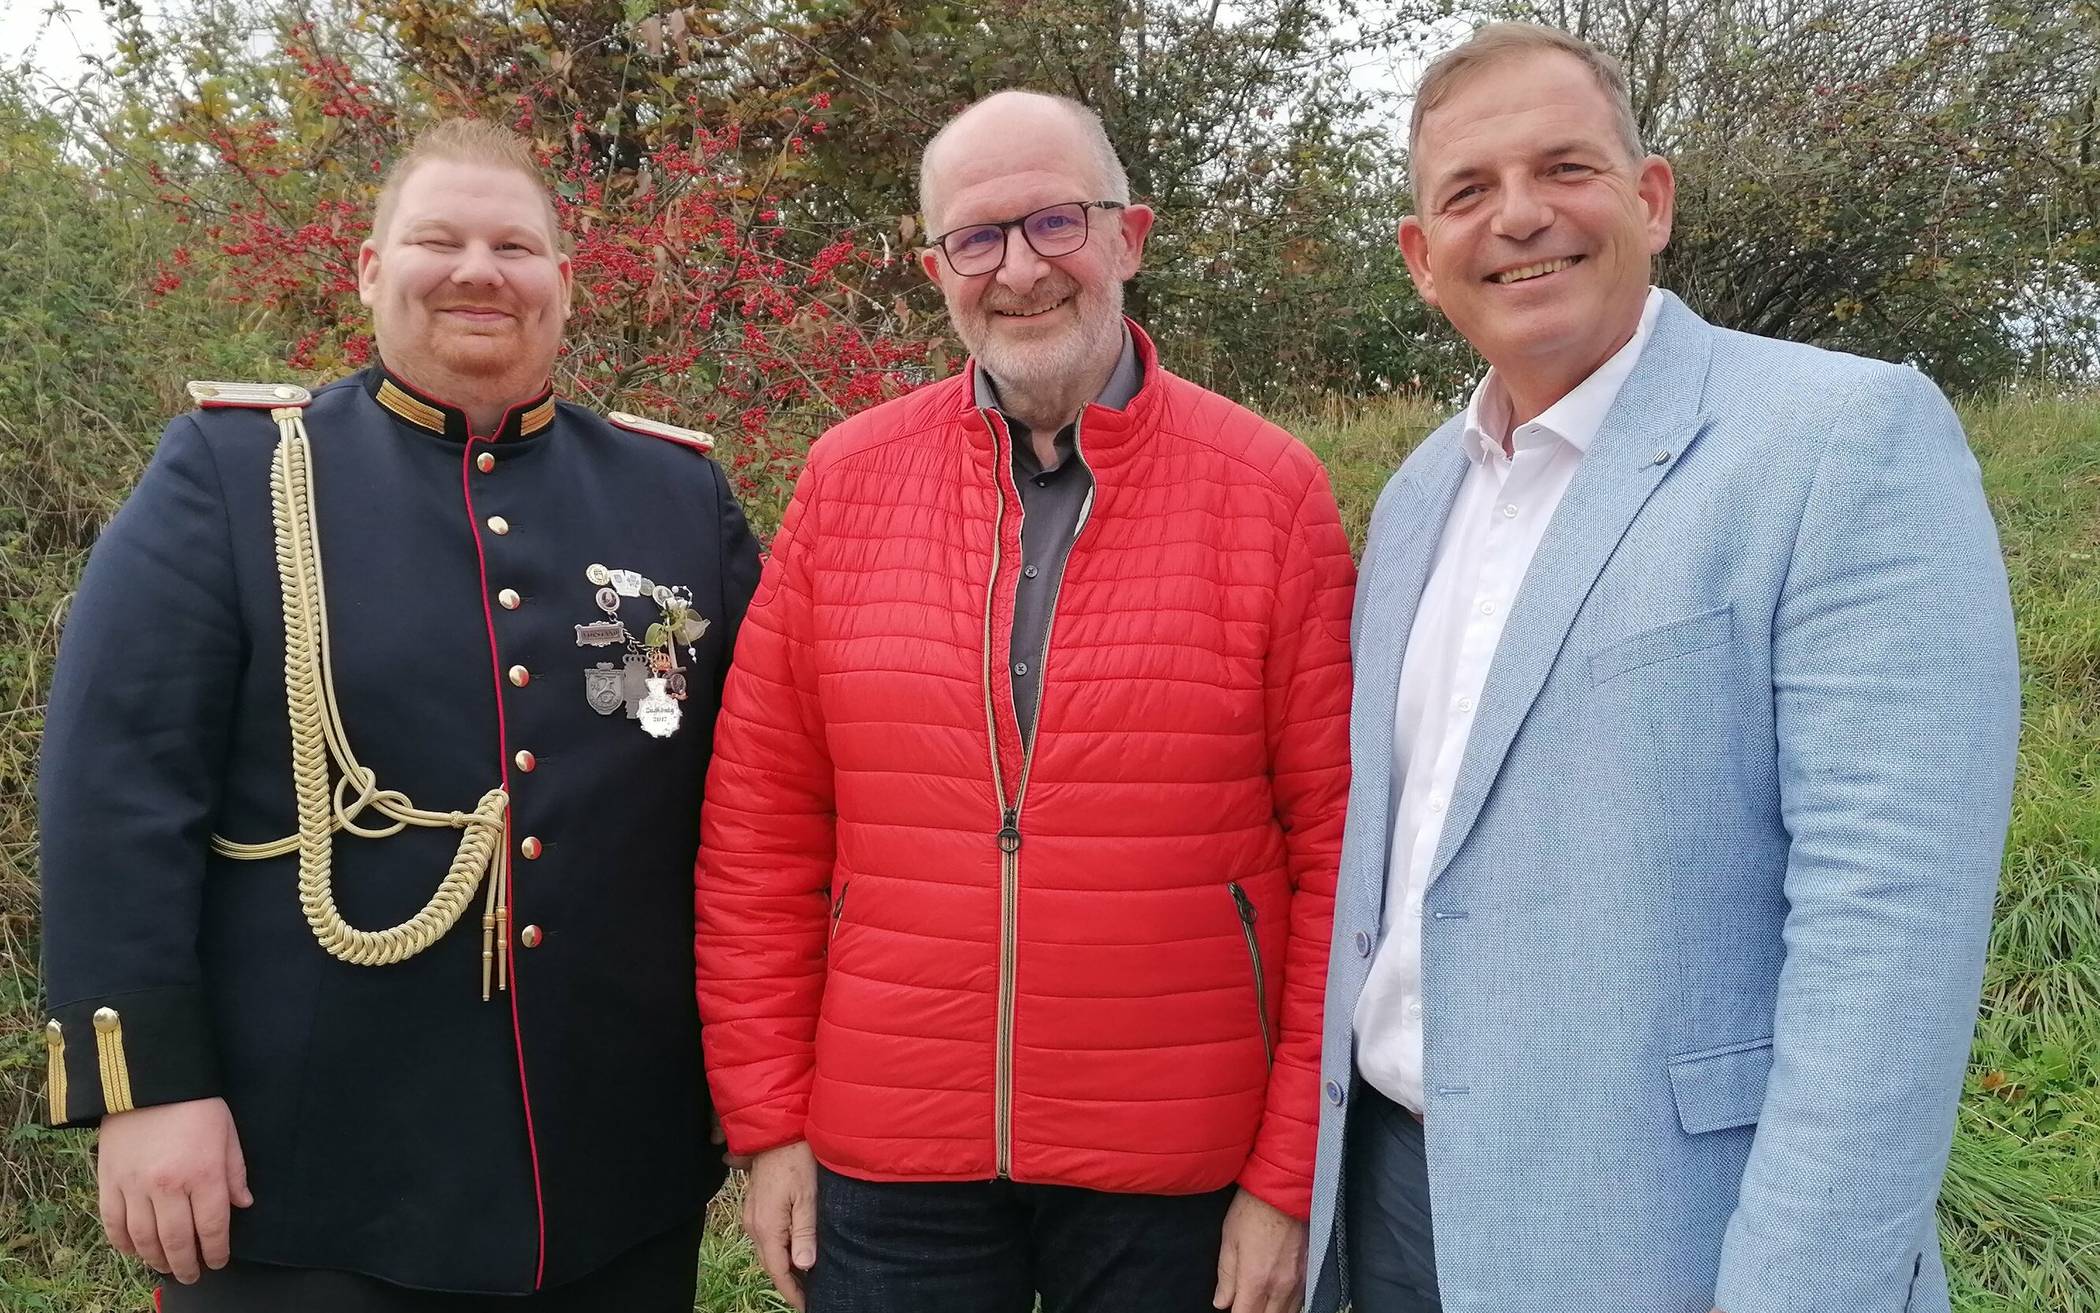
[1345,1083,1444,1311]
[806,1164,1236,1313]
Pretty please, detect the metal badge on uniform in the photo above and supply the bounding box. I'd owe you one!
[585,663,624,715]
[638,678,682,738]
[574,564,704,735]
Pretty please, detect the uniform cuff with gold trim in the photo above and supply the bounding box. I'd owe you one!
[42,987,220,1128]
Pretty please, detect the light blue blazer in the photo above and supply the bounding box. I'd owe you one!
[1306,293,2019,1313]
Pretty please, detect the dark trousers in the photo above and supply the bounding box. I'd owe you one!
[805,1164,1236,1313]
[1345,1083,1443,1312]
[158,1215,702,1312]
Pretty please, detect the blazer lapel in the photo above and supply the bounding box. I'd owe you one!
[1428,293,1718,885]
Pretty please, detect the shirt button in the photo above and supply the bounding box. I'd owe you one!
[1023,565,1039,579]
[1407,999,1424,1019]
[487,515,510,535]
[1353,929,1372,957]
[476,452,496,473]
[497,588,521,610]
[1455,696,1473,712]
[1428,795,1445,814]
[1014,662,1029,677]
[1502,503,1518,519]
[1325,1079,1346,1107]
[1035,477,1049,487]
[1479,600,1495,616]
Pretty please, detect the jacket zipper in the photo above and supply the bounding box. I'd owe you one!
[1229,882,1273,1068]
[981,407,1094,1178]
[829,882,849,945]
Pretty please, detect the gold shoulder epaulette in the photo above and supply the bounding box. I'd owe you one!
[188,381,312,409]
[607,411,715,453]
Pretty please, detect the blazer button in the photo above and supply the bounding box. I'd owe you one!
[1325,1079,1346,1107]
[476,451,496,473]
[519,924,543,948]
[519,836,543,860]
[487,515,510,535]
[498,589,521,610]
[1353,929,1372,957]
[508,665,530,687]
[513,750,536,773]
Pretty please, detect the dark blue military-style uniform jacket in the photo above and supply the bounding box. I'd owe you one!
[38,366,759,1294]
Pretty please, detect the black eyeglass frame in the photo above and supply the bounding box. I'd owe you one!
[929,200,1129,275]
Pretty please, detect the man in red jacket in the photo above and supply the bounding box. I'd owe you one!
[695,90,1353,1313]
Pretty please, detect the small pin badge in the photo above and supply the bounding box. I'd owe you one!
[575,621,625,647]
[1652,449,1673,465]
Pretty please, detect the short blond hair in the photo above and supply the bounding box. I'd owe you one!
[372,118,566,250]
[1409,22,1644,202]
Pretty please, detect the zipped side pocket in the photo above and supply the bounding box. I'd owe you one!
[829,882,850,945]
[1229,882,1273,1068]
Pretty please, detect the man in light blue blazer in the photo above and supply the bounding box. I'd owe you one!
[1305,21,2020,1313]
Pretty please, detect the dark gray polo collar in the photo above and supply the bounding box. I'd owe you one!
[973,325,1143,471]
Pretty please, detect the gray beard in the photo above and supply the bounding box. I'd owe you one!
[966,279,1126,410]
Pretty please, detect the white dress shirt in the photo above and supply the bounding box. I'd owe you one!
[1354,287,1664,1113]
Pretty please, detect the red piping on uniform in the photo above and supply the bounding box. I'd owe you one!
[460,434,547,1289]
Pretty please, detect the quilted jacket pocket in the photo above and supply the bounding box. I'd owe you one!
[1667,1036,1772,1134]
[1589,604,1733,685]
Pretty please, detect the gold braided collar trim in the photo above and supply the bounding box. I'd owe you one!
[376,379,448,432]
[374,380,556,438]
[518,397,555,436]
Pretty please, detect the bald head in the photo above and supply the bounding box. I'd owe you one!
[918,91,1129,234]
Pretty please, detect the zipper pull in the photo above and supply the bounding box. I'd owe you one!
[997,807,1021,855]
[1230,882,1256,926]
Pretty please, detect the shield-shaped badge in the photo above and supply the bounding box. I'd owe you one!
[584,662,624,716]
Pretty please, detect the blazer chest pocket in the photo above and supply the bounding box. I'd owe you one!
[1589,604,1734,685]
[1667,1036,1773,1135]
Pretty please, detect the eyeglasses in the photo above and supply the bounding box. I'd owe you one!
[930,201,1126,276]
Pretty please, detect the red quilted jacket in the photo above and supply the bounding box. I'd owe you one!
[694,324,1353,1218]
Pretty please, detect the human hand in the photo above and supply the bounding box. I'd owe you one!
[96,1098,252,1285]
[1213,1187,1307,1313]
[712,1111,752,1170]
[743,1140,819,1311]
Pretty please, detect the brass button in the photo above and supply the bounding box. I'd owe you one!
[513,749,536,772]
[520,924,543,948]
[274,385,301,401]
[498,588,521,610]
[93,1007,120,1032]
[508,665,530,687]
[487,516,510,535]
[520,836,543,860]
[476,452,496,473]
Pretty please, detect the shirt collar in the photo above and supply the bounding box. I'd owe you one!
[1460,286,1664,464]
[972,324,1144,422]
[363,363,557,443]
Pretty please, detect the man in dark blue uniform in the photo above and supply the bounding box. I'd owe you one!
[38,118,759,1310]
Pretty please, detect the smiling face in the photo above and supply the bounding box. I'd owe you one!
[1399,50,1674,414]
[918,96,1153,397]
[358,160,572,409]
